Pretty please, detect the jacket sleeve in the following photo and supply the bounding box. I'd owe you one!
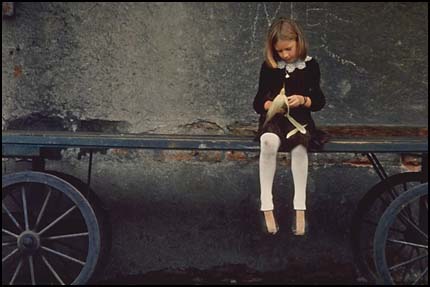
[253,63,272,114]
[307,60,326,112]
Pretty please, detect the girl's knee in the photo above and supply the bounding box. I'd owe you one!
[292,144,307,155]
[260,133,280,154]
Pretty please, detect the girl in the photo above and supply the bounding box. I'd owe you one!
[253,17,326,235]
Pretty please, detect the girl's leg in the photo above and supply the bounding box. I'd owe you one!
[291,144,308,210]
[259,132,281,211]
[259,133,281,234]
[291,144,308,235]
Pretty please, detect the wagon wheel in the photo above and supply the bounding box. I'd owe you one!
[2,171,101,285]
[44,170,112,282]
[374,183,428,285]
[351,172,427,282]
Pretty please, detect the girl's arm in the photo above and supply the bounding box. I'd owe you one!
[302,95,312,108]
[306,60,325,112]
[253,63,272,114]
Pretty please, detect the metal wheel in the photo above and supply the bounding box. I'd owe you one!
[351,172,427,282]
[2,171,101,285]
[374,183,428,285]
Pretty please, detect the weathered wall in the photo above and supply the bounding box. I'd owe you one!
[2,2,428,131]
[2,2,428,283]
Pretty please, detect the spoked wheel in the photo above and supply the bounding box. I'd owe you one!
[374,183,428,285]
[2,171,101,285]
[351,172,427,282]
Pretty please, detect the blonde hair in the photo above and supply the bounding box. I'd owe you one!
[264,18,308,69]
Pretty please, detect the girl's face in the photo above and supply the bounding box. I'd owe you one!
[274,39,298,63]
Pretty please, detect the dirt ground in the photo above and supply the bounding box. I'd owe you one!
[98,263,367,285]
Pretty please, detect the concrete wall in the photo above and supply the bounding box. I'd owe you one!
[2,2,428,282]
[2,2,428,131]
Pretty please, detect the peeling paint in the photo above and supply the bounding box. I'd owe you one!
[337,80,351,99]
[2,2,14,17]
[13,65,22,78]
[178,119,226,135]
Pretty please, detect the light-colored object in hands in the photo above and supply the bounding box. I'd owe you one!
[263,210,279,234]
[263,85,307,139]
[263,86,288,127]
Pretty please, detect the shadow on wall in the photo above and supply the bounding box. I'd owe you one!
[6,112,131,133]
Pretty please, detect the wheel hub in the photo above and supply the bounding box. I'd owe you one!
[18,231,40,253]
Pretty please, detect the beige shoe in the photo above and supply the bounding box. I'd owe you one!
[292,210,306,236]
[263,210,279,235]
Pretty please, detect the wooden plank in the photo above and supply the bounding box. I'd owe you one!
[2,144,40,157]
[2,130,428,156]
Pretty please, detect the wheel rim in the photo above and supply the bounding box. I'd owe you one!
[351,172,427,282]
[374,183,428,285]
[2,171,100,285]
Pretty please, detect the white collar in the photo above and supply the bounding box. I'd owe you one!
[277,56,312,78]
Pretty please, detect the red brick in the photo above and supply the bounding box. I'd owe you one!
[401,154,422,172]
[225,151,247,161]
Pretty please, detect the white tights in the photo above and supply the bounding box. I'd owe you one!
[259,132,308,211]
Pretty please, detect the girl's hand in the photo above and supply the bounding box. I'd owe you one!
[287,95,305,108]
[264,100,272,111]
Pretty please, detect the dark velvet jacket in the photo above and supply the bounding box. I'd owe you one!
[253,57,327,151]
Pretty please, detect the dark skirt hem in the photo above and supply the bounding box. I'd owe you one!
[254,114,329,152]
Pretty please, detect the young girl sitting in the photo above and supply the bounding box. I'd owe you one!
[253,17,326,235]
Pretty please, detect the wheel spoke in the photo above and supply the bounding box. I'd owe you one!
[2,228,19,238]
[2,248,19,263]
[34,187,53,231]
[44,232,89,241]
[41,246,85,266]
[2,241,16,247]
[412,267,428,285]
[397,214,428,240]
[416,247,426,278]
[41,255,65,285]
[394,207,418,232]
[2,203,23,232]
[9,258,23,285]
[400,247,414,283]
[47,238,88,258]
[388,253,428,271]
[29,255,36,285]
[387,238,428,249]
[38,206,77,236]
[387,241,407,265]
[391,199,428,240]
[21,186,30,230]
